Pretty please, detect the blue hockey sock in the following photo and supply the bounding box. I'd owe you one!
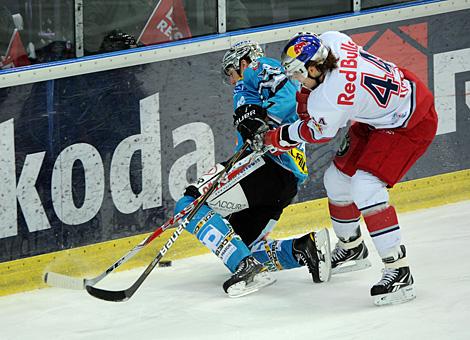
[175,196,251,272]
[251,238,301,271]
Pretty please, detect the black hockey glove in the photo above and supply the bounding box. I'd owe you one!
[233,104,269,151]
[183,163,225,198]
[100,29,137,52]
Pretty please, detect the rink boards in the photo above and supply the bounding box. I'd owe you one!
[0,0,469,296]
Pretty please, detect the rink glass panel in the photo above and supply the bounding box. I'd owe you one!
[362,0,417,9]
[226,0,352,30]
[1,0,426,69]
[0,1,75,64]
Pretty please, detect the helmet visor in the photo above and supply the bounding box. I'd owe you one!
[282,57,308,80]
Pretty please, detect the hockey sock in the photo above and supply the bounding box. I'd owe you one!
[250,239,301,271]
[175,196,251,272]
[329,200,361,241]
[363,205,402,259]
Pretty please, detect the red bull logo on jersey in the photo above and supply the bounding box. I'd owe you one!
[286,41,309,58]
[337,41,359,106]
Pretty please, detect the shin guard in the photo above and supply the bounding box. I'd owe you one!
[175,196,251,272]
[364,205,401,259]
[329,201,361,241]
[250,239,301,271]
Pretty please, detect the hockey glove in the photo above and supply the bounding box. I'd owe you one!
[100,29,137,52]
[184,163,225,198]
[233,104,269,151]
[264,125,299,155]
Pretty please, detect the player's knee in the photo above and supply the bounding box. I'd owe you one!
[324,163,351,201]
[351,170,389,210]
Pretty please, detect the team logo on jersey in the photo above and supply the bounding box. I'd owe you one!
[286,41,309,58]
[308,117,326,134]
[250,60,260,71]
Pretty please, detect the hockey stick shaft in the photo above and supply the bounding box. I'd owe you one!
[86,142,252,301]
[45,145,264,290]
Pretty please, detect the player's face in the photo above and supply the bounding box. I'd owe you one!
[225,67,241,85]
[307,65,322,79]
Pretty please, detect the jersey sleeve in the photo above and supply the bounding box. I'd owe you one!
[287,90,348,143]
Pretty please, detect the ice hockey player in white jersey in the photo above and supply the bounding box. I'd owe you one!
[174,40,332,298]
[263,31,438,305]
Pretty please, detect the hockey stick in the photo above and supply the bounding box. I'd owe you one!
[45,143,265,290]
[85,142,252,302]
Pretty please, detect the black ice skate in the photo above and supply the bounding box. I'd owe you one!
[292,229,332,283]
[331,233,372,275]
[371,245,416,306]
[223,256,276,298]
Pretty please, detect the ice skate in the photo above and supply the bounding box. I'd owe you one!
[371,245,416,306]
[223,256,276,298]
[292,229,332,283]
[331,233,371,275]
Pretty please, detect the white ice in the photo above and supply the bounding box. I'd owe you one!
[1,201,469,340]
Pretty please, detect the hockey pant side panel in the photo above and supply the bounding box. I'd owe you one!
[207,183,249,217]
[175,196,251,272]
[333,114,437,187]
[324,163,390,211]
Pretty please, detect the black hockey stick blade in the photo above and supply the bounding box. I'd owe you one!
[85,226,184,302]
[85,285,129,302]
[85,247,168,302]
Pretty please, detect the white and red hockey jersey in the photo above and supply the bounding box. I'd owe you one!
[287,31,416,143]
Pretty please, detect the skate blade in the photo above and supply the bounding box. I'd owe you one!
[314,229,332,282]
[331,258,372,275]
[373,284,416,306]
[227,272,276,298]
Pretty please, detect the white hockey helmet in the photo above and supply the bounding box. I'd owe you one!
[222,40,264,76]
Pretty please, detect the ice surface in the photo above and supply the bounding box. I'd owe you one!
[1,201,469,340]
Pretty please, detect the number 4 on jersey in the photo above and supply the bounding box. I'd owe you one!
[361,73,400,108]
